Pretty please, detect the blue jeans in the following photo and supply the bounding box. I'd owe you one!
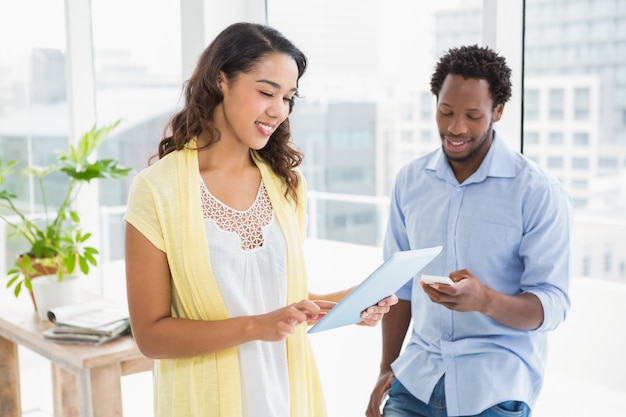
[382,376,531,417]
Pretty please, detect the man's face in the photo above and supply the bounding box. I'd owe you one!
[435,74,503,178]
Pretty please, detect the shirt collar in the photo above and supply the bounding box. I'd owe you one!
[426,131,517,185]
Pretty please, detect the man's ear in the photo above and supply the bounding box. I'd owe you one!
[493,103,505,122]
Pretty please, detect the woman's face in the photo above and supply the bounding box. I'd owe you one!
[214,52,299,151]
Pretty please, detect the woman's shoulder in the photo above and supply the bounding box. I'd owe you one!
[137,149,183,180]
[129,150,188,203]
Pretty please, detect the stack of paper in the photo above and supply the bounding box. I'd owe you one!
[43,299,131,346]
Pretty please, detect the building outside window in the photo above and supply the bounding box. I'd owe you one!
[524,89,540,120]
[548,88,565,120]
[573,132,589,145]
[548,132,564,145]
[573,87,590,120]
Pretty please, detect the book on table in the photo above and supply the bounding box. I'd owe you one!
[43,299,131,346]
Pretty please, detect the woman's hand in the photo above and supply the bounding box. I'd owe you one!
[359,294,399,327]
[306,299,337,325]
[306,289,398,328]
[253,299,336,341]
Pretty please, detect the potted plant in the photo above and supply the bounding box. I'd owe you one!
[0,120,131,315]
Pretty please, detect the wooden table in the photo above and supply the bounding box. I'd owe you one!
[0,295,153,417]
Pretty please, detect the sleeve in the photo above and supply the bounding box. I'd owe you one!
[521,180,573,332]
[124,173,166,252]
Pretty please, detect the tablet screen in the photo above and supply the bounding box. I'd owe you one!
[308,246,442,333]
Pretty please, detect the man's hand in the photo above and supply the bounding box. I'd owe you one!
[366,369,394,417]
[419,269,488,312]
[420,268,544,330]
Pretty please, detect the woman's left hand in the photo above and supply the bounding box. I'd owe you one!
[359,294,399,327]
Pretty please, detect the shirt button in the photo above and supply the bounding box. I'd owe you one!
[448,259,454,265]
[456,187,462,191]
[442,333,451,340]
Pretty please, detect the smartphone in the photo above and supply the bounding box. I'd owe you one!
[421,274,455,286]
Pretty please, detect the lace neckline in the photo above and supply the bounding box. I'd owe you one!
[200,179,273,251]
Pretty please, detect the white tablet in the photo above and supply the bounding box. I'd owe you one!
[308,246,442,333]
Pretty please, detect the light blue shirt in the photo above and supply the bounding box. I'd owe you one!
[385,133,572,416]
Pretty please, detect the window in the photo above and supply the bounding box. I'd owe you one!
[524,0,626,287]
[87,0,182,276]
[0,0,67,268]
[549,88,565,120]
[524,89,540,120]
[572,157,590,169]
[331,167,371,183]
[548,156,564,168]
[0,0,182,295]
[573,132,589,145]
[331,129,375,148]
[599,156,618,169]
[91,0,182,207]
[572,178,588,189]
[420,92,432,121]
[548,132,564,145]
[268,0,482,246]
[574,87,590,120]
[524,131,540,145]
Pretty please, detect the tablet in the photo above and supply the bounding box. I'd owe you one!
[308,246,442,333]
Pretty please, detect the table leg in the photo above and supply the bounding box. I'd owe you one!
[80,363,124,417]
[0,336,21,417]
[52,363,80,417]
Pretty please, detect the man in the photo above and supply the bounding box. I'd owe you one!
[366,45,572,417]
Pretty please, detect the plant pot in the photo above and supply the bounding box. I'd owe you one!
[17,253,64,312]
[30,274,81,321]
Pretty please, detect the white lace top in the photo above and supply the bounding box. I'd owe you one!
[200,178,290,417]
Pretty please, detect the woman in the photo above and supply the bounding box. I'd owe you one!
[124,22,396,417]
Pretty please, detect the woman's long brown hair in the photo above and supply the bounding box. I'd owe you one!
[154,22,307,203]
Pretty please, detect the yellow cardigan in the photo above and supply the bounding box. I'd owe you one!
[124,143,326,416]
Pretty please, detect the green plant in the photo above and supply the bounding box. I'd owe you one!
[0,120,131,297]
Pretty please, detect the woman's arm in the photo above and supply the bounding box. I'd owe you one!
[309,287,355,304]
[125,223,321,359]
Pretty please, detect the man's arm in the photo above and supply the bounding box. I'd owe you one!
[380,299,412,370]
[421,269,544,330]
[366,299,412,417]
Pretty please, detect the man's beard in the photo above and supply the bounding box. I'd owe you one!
[442,119,493,163]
